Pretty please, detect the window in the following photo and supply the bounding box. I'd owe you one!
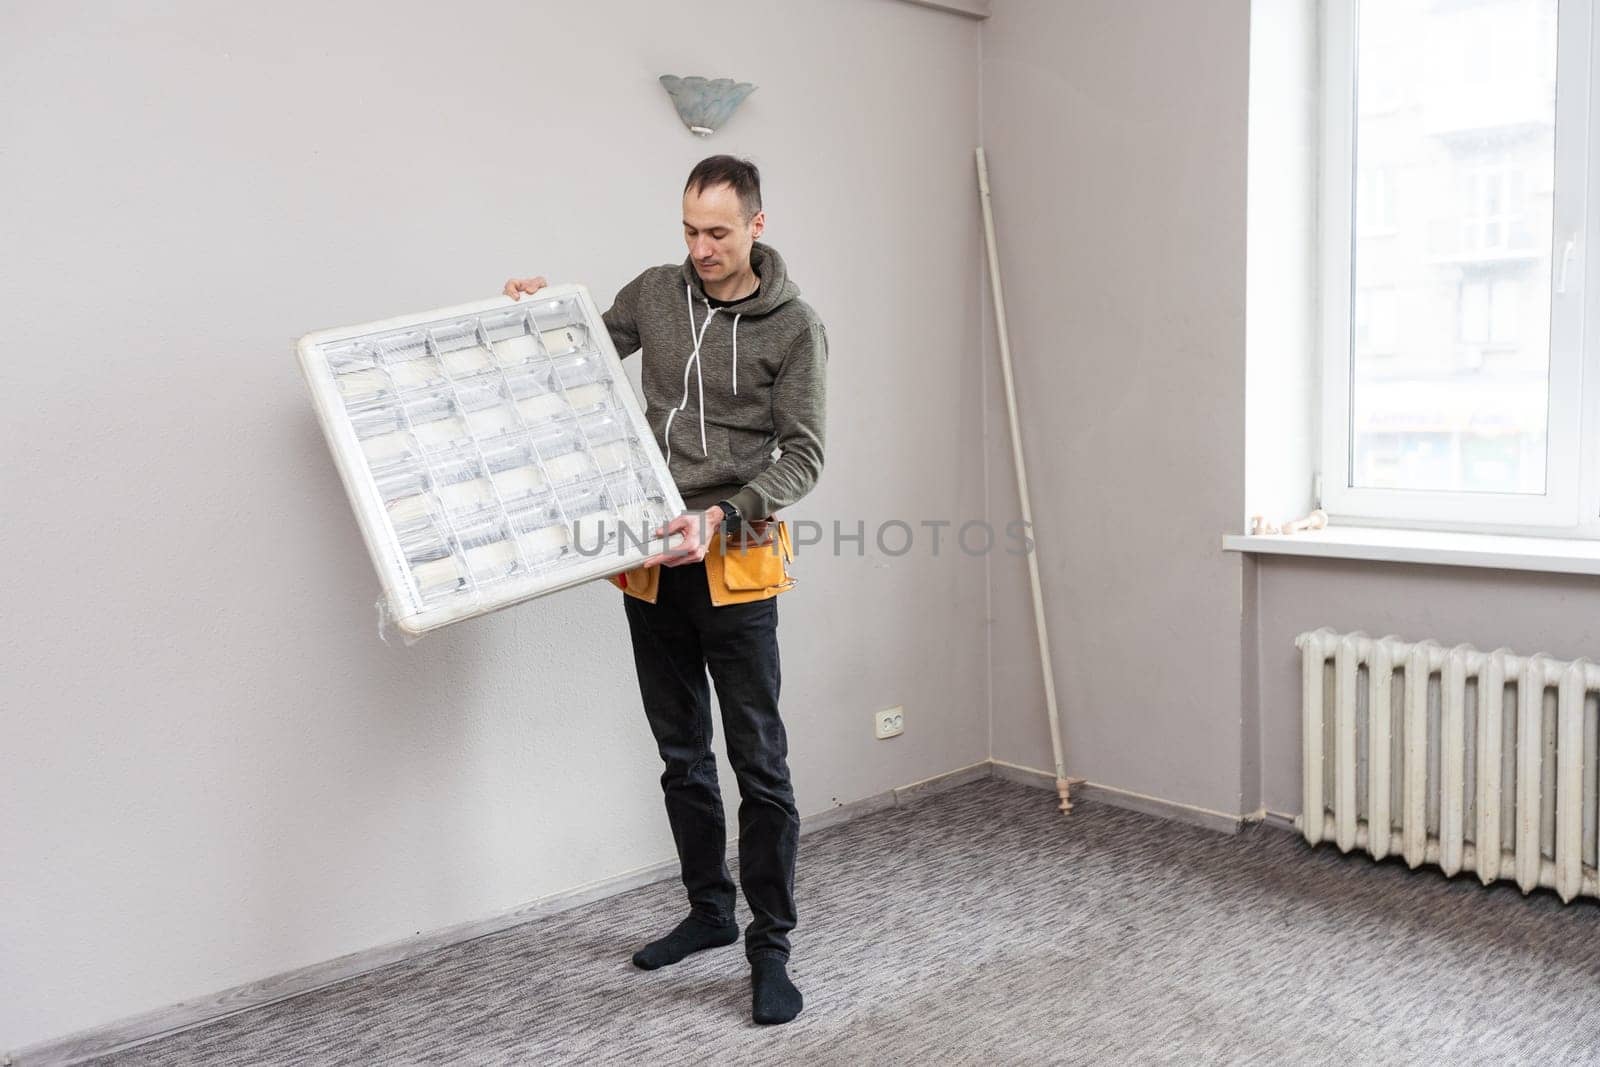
[1320,0,1597,534]
[1459,278,1520,347]
[1460,165,1536,257]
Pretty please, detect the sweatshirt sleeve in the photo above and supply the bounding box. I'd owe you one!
[601,270,648,358]
[727,321,828,519]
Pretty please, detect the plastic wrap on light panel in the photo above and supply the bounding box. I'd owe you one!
[297,286,684,637]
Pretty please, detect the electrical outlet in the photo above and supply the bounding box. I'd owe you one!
[874,706,905,739]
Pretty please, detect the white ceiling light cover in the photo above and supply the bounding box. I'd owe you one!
[297,286,684,637]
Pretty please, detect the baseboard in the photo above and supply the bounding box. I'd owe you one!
[10,759,996,1067]
[801,760,995,834]
[1256,808,1300,834]
[988,759,1247,835]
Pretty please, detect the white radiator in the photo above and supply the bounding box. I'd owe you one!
[1295,628,1600,903]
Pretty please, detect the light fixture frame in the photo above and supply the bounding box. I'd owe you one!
[296,286,684,637]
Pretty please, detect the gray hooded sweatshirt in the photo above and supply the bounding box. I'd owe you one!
[602,241,828,519]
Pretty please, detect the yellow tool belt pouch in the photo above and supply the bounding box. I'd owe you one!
[705,519,796,606]
[608,519,794,607]
[608,561,660,603]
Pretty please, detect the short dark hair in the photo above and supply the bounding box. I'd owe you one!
[684,155,762,222]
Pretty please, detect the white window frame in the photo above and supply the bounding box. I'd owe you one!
[1319,0,1600,538]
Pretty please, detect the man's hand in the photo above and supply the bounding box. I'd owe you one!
[642,507,723,568]
[503,276,548,300]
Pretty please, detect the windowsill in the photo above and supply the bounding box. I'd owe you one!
[1222,526,1600,577]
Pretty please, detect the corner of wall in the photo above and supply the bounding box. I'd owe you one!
[1238,553,1262,813]
[977,13,996,764]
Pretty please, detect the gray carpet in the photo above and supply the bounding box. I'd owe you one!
[91,777,1600,1066]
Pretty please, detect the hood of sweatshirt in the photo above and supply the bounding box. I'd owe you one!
[601,240,828,517]
[680,241,800,318]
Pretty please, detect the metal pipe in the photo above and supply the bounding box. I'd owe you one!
[975,146,1072,815]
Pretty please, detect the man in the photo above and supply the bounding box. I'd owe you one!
[503,155,827,1025]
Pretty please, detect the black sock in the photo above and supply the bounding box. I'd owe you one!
[750,955,803,1024]
[631,914,739,970]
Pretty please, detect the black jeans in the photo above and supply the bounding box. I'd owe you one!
[622,559,799,961]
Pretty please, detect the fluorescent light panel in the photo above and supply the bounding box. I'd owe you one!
[297,286,684,636]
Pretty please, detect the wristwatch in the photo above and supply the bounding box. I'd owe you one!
[714,499,744,537]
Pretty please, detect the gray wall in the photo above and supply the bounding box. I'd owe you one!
[979,0,1254,816]
[0,0,987,1049]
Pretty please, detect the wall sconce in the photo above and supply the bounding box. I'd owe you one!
[659,75,756,137]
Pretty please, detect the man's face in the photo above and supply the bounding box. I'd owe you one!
[683,182,765,285]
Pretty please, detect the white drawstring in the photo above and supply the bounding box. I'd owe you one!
[664,283,720,465]
[731,313,742,395]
